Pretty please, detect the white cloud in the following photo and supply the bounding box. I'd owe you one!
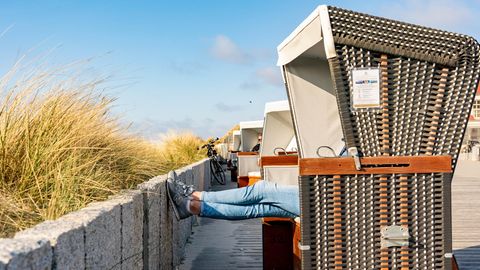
[382,0,473,31]
[210,35,250,64]
[238,66,283,91]
[255,67,283,87]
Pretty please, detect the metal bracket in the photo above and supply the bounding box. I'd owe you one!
[298,243,310,251]
[348,147,362,170]
[381,225,410,248]
[273,147,286,156]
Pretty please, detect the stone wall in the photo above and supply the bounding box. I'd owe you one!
[0,159,211,270]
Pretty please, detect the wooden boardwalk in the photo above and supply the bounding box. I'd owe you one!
[180,179,263,270]
[180,160,480,269]
[452,159,480,269]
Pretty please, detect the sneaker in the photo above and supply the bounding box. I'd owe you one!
[166,171,193,220]
[167,171,195,197]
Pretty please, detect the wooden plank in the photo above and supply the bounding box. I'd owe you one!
[260,155,298,167]
[299,156,452,176]
[400,175,409,270]
[379,175,389,270]
[237,151,259,156]
[293,221,301,270]
[237,176,249,188]
[275,151,298,156]
[262,220,293,269]
[380,53,390,155]
[333,175,343,270]
[248,175,261,186]
[262,217,294,223]
[379,54,391,270]
[452,255,460,270]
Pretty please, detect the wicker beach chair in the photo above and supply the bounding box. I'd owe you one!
[260,100,298,186]
[259,100,300,269]
[237,120,263,187]
[278,5,480,270]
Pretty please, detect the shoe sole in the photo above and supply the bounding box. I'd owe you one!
[165,180,181,221]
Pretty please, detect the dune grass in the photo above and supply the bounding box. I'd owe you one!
[0,65,206,237]
[220,124,240,144]
[156,131,207,171]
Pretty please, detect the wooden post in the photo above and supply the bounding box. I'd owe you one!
[420,67,448,269]
[400,175,409,270]
[333,175,343,269]
[379,54,390,270]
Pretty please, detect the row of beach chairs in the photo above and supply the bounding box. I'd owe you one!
[225,5,480,270]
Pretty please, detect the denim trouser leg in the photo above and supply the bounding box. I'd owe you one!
[199,180,299,220]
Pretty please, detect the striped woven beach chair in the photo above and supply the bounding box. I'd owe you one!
[278,5,480,270]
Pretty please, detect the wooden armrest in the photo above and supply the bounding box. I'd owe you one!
[262,217,294,223]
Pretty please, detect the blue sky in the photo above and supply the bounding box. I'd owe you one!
[0,0,479,139]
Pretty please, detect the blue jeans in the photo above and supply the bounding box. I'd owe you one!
[199,180,299,220]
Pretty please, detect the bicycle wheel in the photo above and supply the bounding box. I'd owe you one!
[210,158,226,185]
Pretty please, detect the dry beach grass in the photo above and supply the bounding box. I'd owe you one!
[0,63,206,237]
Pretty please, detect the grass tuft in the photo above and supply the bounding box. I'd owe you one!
[0,64,206,237]
[156,131,206,171]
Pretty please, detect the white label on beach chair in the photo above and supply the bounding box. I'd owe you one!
[351,67,381,109]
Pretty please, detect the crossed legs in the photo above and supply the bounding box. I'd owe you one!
[189,180,299,220]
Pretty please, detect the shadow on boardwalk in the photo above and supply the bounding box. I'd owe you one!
[180,172,263,270]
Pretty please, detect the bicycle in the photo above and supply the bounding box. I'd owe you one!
[201,138,226,185]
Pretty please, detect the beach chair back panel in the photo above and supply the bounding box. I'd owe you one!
[326,6,480,169]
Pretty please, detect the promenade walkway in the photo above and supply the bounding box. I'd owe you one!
[452,159,480,269]
[180,175,263,270]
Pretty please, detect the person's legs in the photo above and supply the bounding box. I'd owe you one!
[166,170,300,221]
[199,201,297,220]
[199,180,299,216]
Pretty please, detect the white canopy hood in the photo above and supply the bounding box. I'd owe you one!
[277,5,344,158]
[260,100,296,157]
[231,130,241,151]
[239,120,264,152]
